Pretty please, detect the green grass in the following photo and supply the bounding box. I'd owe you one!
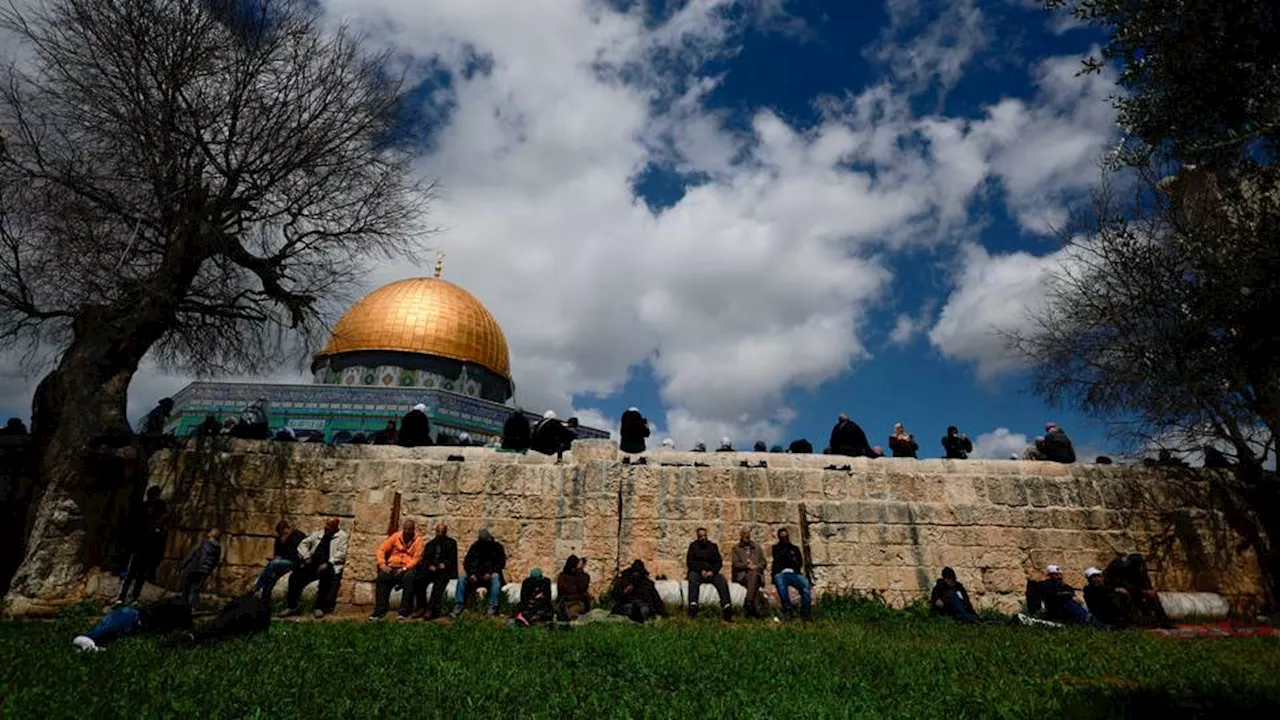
[2,611,1278,719]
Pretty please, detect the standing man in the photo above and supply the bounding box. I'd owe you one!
[686,527,733,621]
[116,486,168,605]
[283,518,349,619]
[412,523,458,619]
[771,527,812,621]
[730,528,769,619]
[371,519,424,620]
[941,426,973,460]
[178,529,222,608]
[452,528,506,617]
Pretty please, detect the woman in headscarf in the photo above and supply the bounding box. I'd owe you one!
[555,555,591,621]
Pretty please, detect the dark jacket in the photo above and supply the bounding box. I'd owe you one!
[556,570,591,605]
[611,567,666,617]
[502,412,532,451]
[1040,430,1076,463]
[619,410,650,454]
[788,438,814,454]
[1039,578,1080,620]
[518,576,554,618]
[194,594,271,643]
[463,538,506,576]
[771,541,805,576]
[686,539,723,575]
[421,535,459,576]
[531,418,574,456]
[1083,583,1126,627]
[181,539,222,577]
[941,434,973,460]
[272,530,306,564]
[930,580,976,617]
[136,596,194,634]
[398,410,433,447]
[830,419,873,457]
[889,434,918,458]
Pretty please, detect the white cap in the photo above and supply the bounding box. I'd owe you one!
[627,406,639,412]
[412,403,426,413]
[1046,564,1061,575]
[662,438,675,448]
[543,410,556,419]
[721,436,731,445]
[1085,567,1102,578]
[459,432,470,442]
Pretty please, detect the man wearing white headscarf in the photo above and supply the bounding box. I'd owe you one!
[398,403,433,447]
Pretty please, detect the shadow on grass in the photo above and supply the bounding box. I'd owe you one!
[1062,683,1276,718]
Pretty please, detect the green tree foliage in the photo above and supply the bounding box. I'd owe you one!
[1047,0,1280,165]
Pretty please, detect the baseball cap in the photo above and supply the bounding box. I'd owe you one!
[1046,564,1061,575]
[1085,567,1102,578]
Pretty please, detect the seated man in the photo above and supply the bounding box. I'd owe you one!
[610,560,666,624]
[73,596,192,652]
[411,523,458,619]
[771,528,812,621]
[1105,553,1171,627]
[512,568,554,627]
[282,518,349,619]
[253,520,305,601]
[1036,564,1091,624]
[1083,566,1133,628]
[686,527,732,621]
[730,528,769,619]
[930,567,979,623]
[371,519,424,620]
[452,529,506,617]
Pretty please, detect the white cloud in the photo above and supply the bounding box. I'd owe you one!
[0,0,1125,444]
[870,0,991,97]
[928,242,1066,378]
[972,426,1030,459]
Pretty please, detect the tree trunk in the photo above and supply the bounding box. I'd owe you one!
[3,318,152,615]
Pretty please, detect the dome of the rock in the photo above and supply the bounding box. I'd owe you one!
[310,277,513,401]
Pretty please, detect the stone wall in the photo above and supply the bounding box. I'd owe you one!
[144,439,1265,613]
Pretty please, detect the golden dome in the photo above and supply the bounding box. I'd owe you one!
[316,277,511,379]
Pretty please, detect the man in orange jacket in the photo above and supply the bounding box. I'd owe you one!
[371,519,424,620]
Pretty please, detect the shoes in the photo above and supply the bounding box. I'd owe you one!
[722,607,734,622]
[72,636,100,652]
[313,609,326,619]
[411,609,428,620]
[687,603,699,619]
[368,614,384,622]
[449,607,463,619]
[487,607,500,617]
[277,608,299,618]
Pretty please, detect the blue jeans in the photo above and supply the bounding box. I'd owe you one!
[254,559,296,599]
[941,589,979,623]
[88,606,141,644]
[455,573,503,610]
[1052,599,1092,625]
[773,572,811,611]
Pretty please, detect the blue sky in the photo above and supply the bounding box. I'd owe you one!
[0,0,1121,459]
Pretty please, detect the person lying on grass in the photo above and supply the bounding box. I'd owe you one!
[73,594,270,651]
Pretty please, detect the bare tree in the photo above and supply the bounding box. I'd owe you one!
[0,0,429,609]
[1009,155,1280,599]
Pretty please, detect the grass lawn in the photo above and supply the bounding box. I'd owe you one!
[2,609,1279,719]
